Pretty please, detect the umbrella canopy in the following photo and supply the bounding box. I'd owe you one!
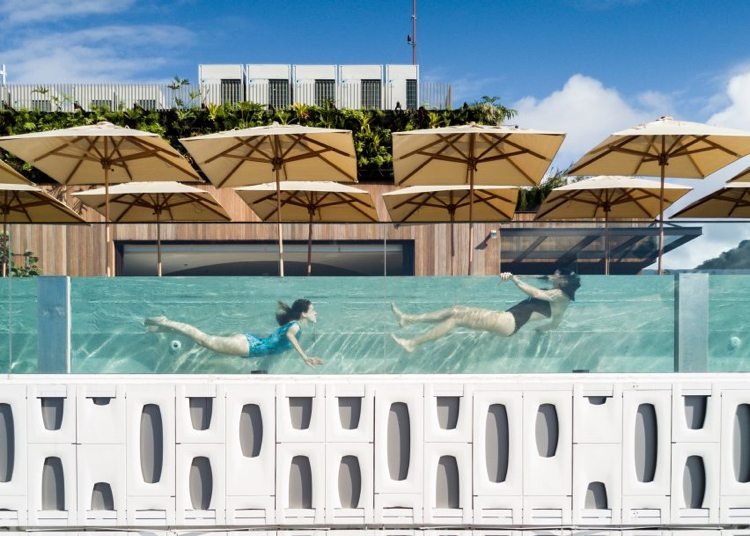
[567,116,750,273]
[180,123,357,187]
[383,184,518,275]
[670,183,750,219]
[235,181,377,275]
[181,123,358,276]
[392,123,564,274]
[0,183,86,276]
[536,176,692,274]
[0,121,201,276]
[74,181,230,276]
[0,160,32,185]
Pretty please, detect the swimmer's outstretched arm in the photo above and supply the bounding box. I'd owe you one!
[501,272,557,301]
[286,324,323,368]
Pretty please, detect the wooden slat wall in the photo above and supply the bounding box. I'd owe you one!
[7,183,507,277]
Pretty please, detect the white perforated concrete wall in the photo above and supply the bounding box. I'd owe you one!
[1,374,749,530]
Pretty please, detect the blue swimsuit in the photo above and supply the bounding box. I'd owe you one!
[245,321,301,357]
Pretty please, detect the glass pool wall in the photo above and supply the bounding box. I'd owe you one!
[2,272,744,375]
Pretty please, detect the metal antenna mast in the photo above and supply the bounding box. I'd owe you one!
[410,0,417,65]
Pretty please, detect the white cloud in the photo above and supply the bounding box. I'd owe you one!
[0,0,135,23]
[707,70,750,129]
[512,74,667,168]
[1,25,193,82]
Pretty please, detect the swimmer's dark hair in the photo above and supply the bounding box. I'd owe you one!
[276,299,312,325]
[558,272,581,300]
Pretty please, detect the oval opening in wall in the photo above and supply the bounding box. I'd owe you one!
[189,457,213,510]
[0,403,14,483]
[634,403,658,483]
[140,404,164,484]
[289,397,313,430]
[239,404,263,458]
[735,404,750,483]
[485,404,509,483]
[40,397,64,431]
[189,397,213,431]
[535,404,558,458]
[436,455,460,509]
[683,395,708,430]
[42,457,65,511]
[387,402,411,481]
[436,396,460,430]
[338,455,362,508]
[289,455,313,509]
[91,397,111,406]
[586,396,608,406]
[585,481,608,509]
[90,482,114,511]
[338,397,362,430]
[683,455,706,509]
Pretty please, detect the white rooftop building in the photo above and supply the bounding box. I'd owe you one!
[198,63,421,110]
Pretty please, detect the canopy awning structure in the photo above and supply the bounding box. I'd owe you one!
[499,222,702,275]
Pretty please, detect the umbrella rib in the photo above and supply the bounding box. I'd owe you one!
[123,137,196,176]
[480,133,552,162]
[536,190,587,219]
[567,136,639,174]
[728,189,750,217]
[216,137,271,187]
[293,138,358,181]
[397,134,461,160]
[295,135,356,159]
[397,138,460,184]
[394,193,436,221]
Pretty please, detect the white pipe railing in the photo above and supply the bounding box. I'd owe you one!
[0,81,453,111]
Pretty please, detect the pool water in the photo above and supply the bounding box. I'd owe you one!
[1,274,748,374]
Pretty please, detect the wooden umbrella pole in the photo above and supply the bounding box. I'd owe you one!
[467,134,476,276]
[105,166,111,277]
[449,211,455,276]
[306,208,313,276]
[2,212,7,278]
[604,209,610,276]
[156,207,162,277]
[658,157,665,275]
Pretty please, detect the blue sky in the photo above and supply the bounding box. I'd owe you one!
[2,0,750,268]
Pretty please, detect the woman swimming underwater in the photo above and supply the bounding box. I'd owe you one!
[391,271,580,352]
[145,299,323,367]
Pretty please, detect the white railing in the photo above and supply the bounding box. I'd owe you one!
[0,81,453,111]
[1,373,749,530]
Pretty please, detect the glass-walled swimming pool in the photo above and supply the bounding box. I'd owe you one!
[0,274,747,374]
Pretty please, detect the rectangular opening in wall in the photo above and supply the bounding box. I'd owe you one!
[406,79,417,109]
[314,79,335,106]
[361,79,381,109]
[117,240,414,276]
[221,79,243,104]
[268,79,290,108]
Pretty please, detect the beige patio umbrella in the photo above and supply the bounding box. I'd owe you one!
[536,176,691,274]
[670,164,750,219]
[0,121,201,276]
[392,123,564,274]
[0,160,32,185]
[567,116,750,273]
[181,123,357,277]
[0,183,86,276]
[234,181,377,275]
[74,182,230,276]
[382,184,519,275]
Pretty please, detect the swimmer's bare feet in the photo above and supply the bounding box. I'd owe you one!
[391,302,408,328]
[391,333,415,353]
[144,315,168,332]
